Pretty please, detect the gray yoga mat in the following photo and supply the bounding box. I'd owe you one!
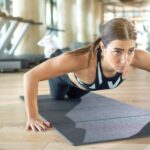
[20,93,150,146]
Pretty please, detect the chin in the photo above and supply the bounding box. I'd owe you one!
[115,67,125,73]
[117,70,124,73]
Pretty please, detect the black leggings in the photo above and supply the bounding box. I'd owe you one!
[48,49,89,100]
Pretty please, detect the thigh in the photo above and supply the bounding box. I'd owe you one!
[48,76,69,100]
[67,85,89,99]
[48,49,67,99]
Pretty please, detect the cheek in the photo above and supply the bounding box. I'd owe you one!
[126,54,135,65]
[107,54,119,65]
[108,53,118,62]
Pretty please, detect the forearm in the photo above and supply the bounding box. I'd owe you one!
[23,72,39,120]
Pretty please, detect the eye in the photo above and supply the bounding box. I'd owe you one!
[128,49,135,55]
[114,50,121,55]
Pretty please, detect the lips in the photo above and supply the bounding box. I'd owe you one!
[117,66,126,72]
[119,66,125,69]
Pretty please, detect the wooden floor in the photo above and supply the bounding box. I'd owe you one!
[0,69,150,150]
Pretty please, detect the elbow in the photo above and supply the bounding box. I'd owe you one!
[23,70,37,83]
[23,71,30,84]
[23,71,31,80]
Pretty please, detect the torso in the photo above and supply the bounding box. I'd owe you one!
[67,48,135,90]
[67,51,97,90]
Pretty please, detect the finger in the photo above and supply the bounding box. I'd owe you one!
[37,122,48,131]
[43,121,52,128]
[34,123,43,132]
[26,122,32,131]
[30,124,37,132]
[26,124,31,131]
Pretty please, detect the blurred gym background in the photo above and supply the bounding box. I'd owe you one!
[0,0,150,72]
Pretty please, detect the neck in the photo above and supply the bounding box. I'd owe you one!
[101,55,116,75]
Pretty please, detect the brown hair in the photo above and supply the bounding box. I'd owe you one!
[100,18,137,47]
[66,18,137,67]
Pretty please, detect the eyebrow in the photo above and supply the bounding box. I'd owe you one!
[114,47,135,51]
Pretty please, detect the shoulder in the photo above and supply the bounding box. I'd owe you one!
[134,49,149,55]
[131,49,150,71]
[64,46,93,68]
[60,51,89,70]
[27,50,90,81]
[132,49,150,62]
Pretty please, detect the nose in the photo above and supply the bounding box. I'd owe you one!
[120,54,128,65]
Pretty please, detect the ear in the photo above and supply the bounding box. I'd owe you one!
[100,41,105,53]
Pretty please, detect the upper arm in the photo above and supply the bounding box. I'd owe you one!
[27,53,87,81]
[131,49,150,72]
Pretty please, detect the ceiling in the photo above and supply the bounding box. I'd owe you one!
[103,0,150,7]
[120,0,150,6]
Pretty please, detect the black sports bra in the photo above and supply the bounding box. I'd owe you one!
[74,48,124,91]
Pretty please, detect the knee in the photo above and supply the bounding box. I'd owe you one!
[52,93,65,100]
[67,95,81,99]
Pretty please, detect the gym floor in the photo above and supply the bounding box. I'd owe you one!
[0,69,150,150]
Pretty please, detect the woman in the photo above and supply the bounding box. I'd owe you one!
[24,18,150,132]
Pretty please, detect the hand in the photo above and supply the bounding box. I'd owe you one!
[26,118,52,132]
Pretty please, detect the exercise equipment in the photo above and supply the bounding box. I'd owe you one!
[20,93,150,145]
[0,11,43,72]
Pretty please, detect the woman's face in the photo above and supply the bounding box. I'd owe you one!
[102,40,136,73]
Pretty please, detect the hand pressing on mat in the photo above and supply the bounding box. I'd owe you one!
[26,118,52,132]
